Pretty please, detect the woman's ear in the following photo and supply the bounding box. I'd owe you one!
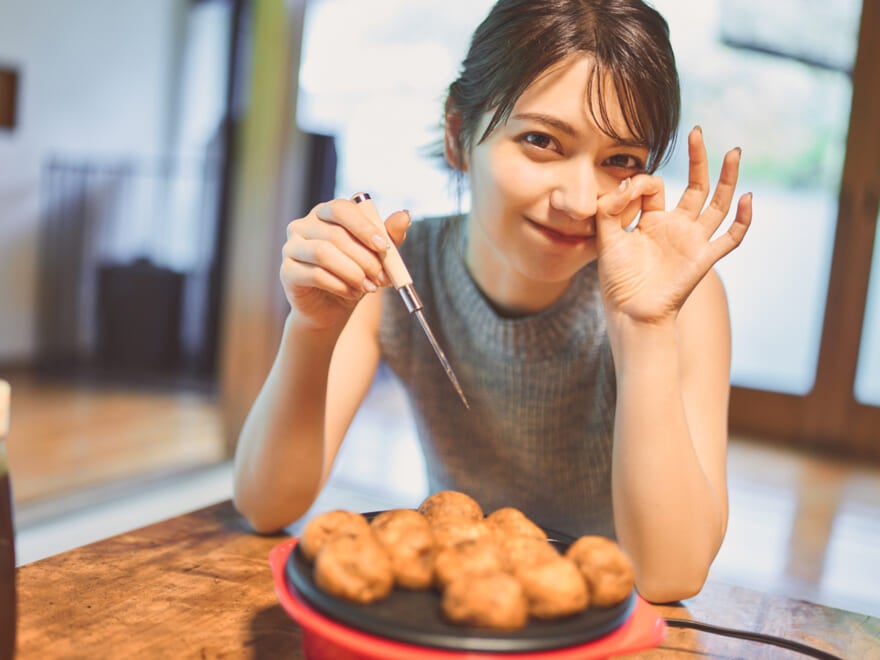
[444,101,467,172]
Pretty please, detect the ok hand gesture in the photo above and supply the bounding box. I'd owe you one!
[594,127,753,326]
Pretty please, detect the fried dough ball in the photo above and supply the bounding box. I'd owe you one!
[434,536,506,590]
[370,509,435,590]
[516,556,589,619]
[566,536,635,607]
[313,534,394,604]
[299,510,372,562]
[418,490,483,524]
[431,518,491,551]
[486,507,547,541]
[498,534,560,573]
[442,572,528,630]
[370,508,428,532]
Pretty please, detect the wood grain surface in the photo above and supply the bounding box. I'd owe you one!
[17,502,299,658]
[15,501,880,658]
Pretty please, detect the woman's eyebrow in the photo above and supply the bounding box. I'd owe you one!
[510,112,576,136]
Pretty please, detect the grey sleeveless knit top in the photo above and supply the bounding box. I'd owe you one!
[378,214,618,539]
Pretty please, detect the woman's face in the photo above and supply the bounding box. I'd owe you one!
[460,54,649,314]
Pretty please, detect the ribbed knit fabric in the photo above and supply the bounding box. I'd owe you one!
[378,214,618,539]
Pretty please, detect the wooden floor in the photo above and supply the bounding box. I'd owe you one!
[4,371,225,506]
[4,368,880,620]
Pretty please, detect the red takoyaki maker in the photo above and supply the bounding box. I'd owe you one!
[270,535,666,659]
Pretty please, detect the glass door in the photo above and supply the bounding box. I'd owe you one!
[653,0,862,398]
[692,0,880,457]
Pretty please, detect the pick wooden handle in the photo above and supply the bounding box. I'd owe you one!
[351,193,413,289]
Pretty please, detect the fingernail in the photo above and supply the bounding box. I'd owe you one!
[618,178,630,192]
[403,209,412,227]
[694,125,702,134]
[734,146,742,155]
[372,234,389,250]
[363,278,377,293]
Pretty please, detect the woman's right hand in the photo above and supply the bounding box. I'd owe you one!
[280,198,411,331]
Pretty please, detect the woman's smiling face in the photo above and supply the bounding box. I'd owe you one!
[460,54,650,314]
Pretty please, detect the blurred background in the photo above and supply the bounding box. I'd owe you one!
[0,0,877,617]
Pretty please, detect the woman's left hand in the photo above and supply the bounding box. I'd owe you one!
[594,127,752,326]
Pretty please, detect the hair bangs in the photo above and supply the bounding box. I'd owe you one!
[588,50,677,173]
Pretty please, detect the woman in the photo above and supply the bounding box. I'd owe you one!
[233,0,753,603]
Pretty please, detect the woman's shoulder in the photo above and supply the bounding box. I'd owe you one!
[398,213,463,260]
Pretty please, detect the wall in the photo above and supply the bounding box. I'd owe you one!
[0,0,186,361]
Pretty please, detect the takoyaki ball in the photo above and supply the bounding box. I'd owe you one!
[431,517,491,551]
[442,572,528,630]
[486,507,547,541]
[418,490,483,525]
[313,534,394,604]
[434,536,506,590]
[370,508,429,534]
[299,510,372,562]
[370,509,435,590]
[516,556,589,619]
[498,534,560,573]
[565,536,635,607]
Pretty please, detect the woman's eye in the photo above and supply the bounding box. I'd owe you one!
[521,133,555,150]
[606,153,644,170]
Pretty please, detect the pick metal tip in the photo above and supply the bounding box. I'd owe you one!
[413,310,469,410]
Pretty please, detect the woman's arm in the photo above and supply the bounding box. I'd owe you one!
[233,200,410,533]
[608,269,732,603]
[595,127,752,601]
[233,295,382,533]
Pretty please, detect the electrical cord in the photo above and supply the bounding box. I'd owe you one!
[665,618,845,659]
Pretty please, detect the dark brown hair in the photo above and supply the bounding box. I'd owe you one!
[444,0,680,174]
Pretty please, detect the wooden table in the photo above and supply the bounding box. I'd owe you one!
[15,500,880,658]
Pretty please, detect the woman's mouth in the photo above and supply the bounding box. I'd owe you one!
[525,218,593,246]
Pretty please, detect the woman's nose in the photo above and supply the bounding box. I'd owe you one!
[549,161,599,221]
